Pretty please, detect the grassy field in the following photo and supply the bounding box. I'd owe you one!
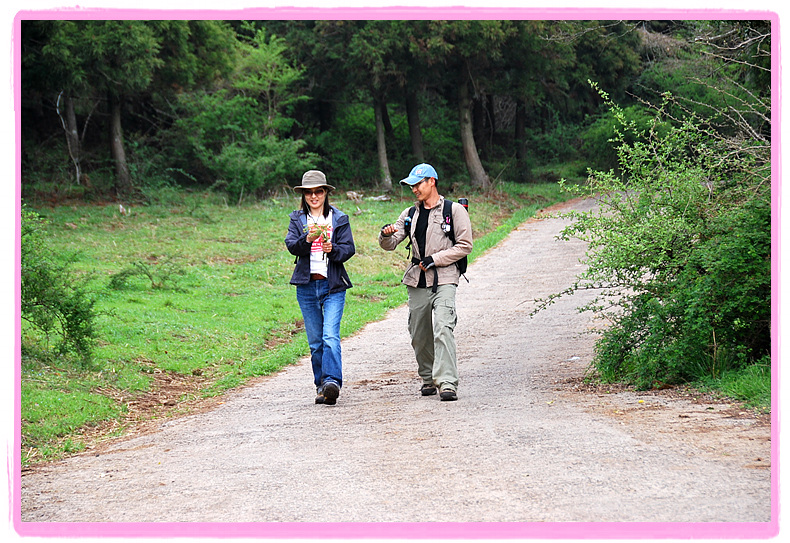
[20,182,574,464]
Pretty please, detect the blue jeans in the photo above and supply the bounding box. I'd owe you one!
[296,279,346,389]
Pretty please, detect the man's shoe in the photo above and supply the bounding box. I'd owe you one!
[315,388,325,404]
[421,383,437,396]
[322,381,340,405]
[440,389,457,401]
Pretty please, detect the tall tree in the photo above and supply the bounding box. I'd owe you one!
[74,21,164,195]
[503,21,575,180]
[27,20,164,194]
[408,21,518,188]
[22,20,237,195]
[235,29,305,137]
[346,20,409,191]
[163,25,316,200]
[23,21,93,186]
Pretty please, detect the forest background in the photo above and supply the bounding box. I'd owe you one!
[16,17,773,463]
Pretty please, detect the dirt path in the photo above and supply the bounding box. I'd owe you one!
[18,198,772,535]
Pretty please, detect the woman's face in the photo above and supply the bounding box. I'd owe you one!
[303,187,327,213]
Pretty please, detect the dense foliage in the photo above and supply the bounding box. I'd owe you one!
[21,208,100,363]
[21,19,646,197]
[548,83,770,390]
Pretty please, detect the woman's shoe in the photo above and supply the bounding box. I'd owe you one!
[322,381,340,405]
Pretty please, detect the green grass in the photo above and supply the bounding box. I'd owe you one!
[20,359,123,462]
[20,182,573,464]
[694,363,771,411]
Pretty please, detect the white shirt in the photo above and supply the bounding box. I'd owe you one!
[308,210,333,276]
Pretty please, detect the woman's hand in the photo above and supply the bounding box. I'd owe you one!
[306,225,321,243]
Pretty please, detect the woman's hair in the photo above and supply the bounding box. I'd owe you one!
[301,189,331,218]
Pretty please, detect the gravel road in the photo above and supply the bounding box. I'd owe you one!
[18,197,773,537]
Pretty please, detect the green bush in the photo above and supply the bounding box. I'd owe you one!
[550,90,770,389]
[20,207,100,364]
[310,103,381,183]
[579,103,660,172]
[525,111,582,166]
[163,89,317,199]
[156,30,318,199]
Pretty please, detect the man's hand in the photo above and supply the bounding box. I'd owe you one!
[381,224,398,237]
[419,256,435,271]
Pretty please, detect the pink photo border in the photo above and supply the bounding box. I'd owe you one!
[10,5,781,540]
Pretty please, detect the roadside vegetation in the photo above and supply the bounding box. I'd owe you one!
[19,18,772,464]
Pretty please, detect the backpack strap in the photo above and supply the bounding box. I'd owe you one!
[442,198,455,243]
[443,199,469,281]
[404,205,417,259]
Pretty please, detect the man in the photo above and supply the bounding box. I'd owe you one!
[379,164,473,401]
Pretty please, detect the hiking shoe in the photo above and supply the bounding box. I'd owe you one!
[322,381,340,405]
[421,383,437,396]
[315,389,325,404]
[440,389,457,401]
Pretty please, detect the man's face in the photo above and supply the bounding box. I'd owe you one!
[411,177,434,201]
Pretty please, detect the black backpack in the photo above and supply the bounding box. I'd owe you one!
[404,199,468,276]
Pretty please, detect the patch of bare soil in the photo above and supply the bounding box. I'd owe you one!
[560,378,771,470]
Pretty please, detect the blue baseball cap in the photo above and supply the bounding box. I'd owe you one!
[399,163,438,186]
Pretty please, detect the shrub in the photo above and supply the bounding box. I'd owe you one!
[108,256,187,291]
[579,103,662,172]
[21,207,100,363]
[159,30,318,199]
[544,88,770,389]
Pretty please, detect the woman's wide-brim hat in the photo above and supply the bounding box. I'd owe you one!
[293,170,335,192]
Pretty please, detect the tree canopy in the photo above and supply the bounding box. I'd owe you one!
[20,19,770,200]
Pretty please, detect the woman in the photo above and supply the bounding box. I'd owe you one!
[285,170,355,405]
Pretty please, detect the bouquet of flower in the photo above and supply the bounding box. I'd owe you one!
[305,223,331,258]
[315,224,331,242]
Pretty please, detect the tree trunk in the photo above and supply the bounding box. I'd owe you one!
[59,93,82,185]
[458,82,490,189]
[109,93,131,196]
[487,94,496,137]
[374,97,393,191]
[381,100,394,139]
[515,98,529,183]
[473,94,485,158]
[406,91,425,163]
